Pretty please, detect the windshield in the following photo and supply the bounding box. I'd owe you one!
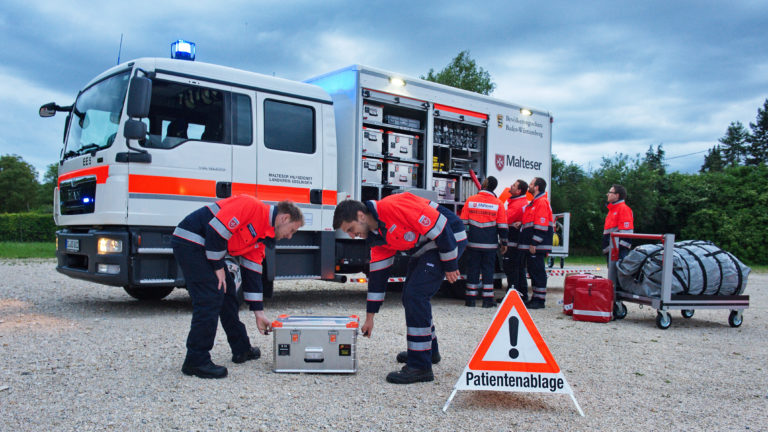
[63,71,130,159]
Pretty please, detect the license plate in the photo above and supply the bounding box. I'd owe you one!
[65,239,80,252]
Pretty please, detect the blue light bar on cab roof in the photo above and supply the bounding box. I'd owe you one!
[171,40,196,61]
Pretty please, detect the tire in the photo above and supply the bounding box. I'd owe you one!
[613,301,627,320]
[728,310,743,328]
[387,281,404,292]
[123,286,174,301]
[681,309,694,319]
[655,311,671,329]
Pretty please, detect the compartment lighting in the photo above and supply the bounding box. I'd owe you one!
[520,108,533,116]
[389,77,406,87]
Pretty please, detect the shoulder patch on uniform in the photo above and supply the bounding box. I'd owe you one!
[404,231,416,242]
[228,217,239,229]
[419,215,431,226]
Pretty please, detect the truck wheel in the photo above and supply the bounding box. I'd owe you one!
[123,286,174,301]
[386,282,404,292]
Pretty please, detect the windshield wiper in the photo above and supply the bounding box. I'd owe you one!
[76,143,102,156]
[62,150,78,160]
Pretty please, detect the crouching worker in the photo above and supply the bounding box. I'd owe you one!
[333,193,466,384]
[172,196,304,379]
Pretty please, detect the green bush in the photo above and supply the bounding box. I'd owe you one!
[0,213,57,242]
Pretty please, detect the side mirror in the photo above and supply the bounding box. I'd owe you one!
[123,119,147,140]
[39,102,57,117]
[127,76,152,118]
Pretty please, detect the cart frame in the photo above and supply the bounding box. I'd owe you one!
[607,232,749,329]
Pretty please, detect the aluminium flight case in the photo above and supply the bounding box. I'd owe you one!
[271,315,360,373]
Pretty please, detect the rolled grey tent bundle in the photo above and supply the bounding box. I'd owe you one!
[617,240,751,298]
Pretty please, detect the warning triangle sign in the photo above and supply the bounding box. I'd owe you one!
[468,288,560,373]
[443,290,583,416]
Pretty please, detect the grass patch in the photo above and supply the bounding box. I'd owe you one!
[0,242,56,259]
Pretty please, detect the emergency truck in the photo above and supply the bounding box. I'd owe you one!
[40,42,565,300]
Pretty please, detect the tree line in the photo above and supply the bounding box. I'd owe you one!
[0,156,57,213]
[551,98,768,265]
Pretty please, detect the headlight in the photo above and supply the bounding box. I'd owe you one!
[97,238,123,254]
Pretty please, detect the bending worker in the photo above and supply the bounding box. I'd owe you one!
[502,179,529,302]
[518,177,553,309]
[172,196,304,379]
[603,184,634,261]
[460,176,508,307]
[333,192,466,384]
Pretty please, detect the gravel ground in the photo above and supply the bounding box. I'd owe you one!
[0,259,766,431]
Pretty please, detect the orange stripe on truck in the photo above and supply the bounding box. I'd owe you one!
[58,165,110,187]
[129,175,217,197]
[129,175,337,204]
[433,103,488,120]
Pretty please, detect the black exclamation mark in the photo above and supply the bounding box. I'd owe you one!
[508,316,519,359]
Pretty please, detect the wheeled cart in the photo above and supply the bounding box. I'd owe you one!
[607,233,749,329]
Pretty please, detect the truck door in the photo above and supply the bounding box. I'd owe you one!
[254,93,326,231]
[127,76,234,225]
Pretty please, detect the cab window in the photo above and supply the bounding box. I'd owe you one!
[264,99,315,154]
[141,80,226,148]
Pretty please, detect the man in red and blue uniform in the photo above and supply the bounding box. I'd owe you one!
[333,192,466,384]
[460,176,508,307]
[502,179,529,302]
[172,196,304,379]
[602,184,634,261]
[518,177,554,309]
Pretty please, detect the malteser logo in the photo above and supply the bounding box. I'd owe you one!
[495,154,505,171]
[497,114,504,128]
[496,154,544,171]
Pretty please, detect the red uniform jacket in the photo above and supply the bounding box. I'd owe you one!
[602,200,634,253]
[173,195,275,310]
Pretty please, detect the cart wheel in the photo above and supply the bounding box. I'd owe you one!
[613,301,627,320]
[728,310,743,328]
[681,309,694,319]
[560,257,564,269]
[655,311,671,329]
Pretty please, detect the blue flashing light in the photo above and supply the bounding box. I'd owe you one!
[82,197,92,204]
[171,40,196,61]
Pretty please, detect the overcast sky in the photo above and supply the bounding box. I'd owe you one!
[2,0,766,178]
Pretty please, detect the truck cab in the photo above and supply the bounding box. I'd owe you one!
[44,57,337,299]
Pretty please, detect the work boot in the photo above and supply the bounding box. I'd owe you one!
[182,360,228,379]
[465,299,476,307]
[232,346,261,364]
[385,365,434,384]
[526,299,545,309]
[482,299,497,308]
[396,350,441,364]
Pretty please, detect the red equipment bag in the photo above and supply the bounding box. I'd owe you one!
[563,273,595,316]
[572,276,614,323]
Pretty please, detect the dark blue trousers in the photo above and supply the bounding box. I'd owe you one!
[526,251,548,301]
[503,247,528,301]
[403,241,466,370]
[465,248,496,301]
[173,242,251,366]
